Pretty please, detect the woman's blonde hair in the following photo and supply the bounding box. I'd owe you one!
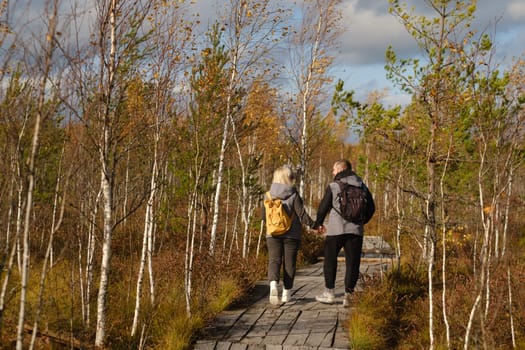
[272,165,296,186]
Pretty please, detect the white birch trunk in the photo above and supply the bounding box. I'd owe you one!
[86,188,101,326]
[123,150,130,226]
[439,140,452,348]
[29,169,66,350]
[131,205,150,336]
[147,214,155,304]
[507,265,516,348]
[483,237,492,319]
[0,159,19,325]
[16,3,57,346]
[464,294,481,350]
[131,156,158,336]
[210,0,279,254]
[185,156,203,316]
[0,238,17,328]
[228,205,241,264]
[209,36,239,254]
[394,171,403,269]
[222,178,231,254]
[427,238,435,350]
[298,12,322,199]
[256,220,263,258]
[317,156,323,199]
[95,164,114,346]
[16,169,24,273]
[15,117,28,274]
[209,17,240,253]
[209,111,229,255]
[95,0,117,345]
[185,190,198,316]
[4,160,15,248]
[230,119,251,258]
[78,230,85,325]
[501,167,513,257]
[15,66,39,350]
[425,160,436,350]
[465,142,490,349]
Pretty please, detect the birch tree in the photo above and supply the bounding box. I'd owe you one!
[131,1,192,336]
[182,23,231,315]
[286,0,342,198]
[463,51,524,350]
[29,149,68,350]
[387,1,480,347]
[0,71,32,336]
[13,1,61,348]
[385,1,524,348]
[72,0,154,346]
[94,1,119,344]
[209,0,287,254]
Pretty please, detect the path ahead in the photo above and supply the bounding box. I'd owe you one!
[193,236,393,350]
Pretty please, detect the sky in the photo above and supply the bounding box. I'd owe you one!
[192,0,525,107]
[12,0,525,107]
[334,0,525,106]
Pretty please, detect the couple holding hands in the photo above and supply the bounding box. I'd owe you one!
[263,159,375,307]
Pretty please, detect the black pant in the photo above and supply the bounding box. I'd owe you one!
[323,234,363,293]
[267,236,300,289]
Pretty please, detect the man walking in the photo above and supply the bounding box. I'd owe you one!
[314,159,375,307]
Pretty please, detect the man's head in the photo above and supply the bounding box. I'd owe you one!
[332,159,352,176]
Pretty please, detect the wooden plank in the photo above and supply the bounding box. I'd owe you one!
[216,341,233,350]
[332,312,351,349]
[193,340,218,349]
[263,310,300,345]
[191,242,394,349]
[223,308,266,342]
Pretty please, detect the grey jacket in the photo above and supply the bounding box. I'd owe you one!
[262,183,315,239]
[314,169,374,237]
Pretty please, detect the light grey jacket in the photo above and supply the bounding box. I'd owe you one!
[315,169,373,237]
[263,183,315,239]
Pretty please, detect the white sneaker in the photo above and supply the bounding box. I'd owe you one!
[282,288,292,303]
[342,292,352,308]
[269,281,280,305]
[315,288,335,304]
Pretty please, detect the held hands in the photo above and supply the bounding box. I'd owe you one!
[310,225,326,234]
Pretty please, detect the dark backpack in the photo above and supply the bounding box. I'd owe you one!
[334,181,375,224]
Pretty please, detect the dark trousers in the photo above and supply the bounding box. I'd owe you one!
[323,234,363,293]
[266,236,300,289]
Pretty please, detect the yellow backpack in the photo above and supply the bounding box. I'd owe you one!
[264,192,294,236]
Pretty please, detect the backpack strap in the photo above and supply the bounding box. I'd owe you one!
[332,181,345,218]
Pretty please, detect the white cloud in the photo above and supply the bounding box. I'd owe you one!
[332,0,525,101]
[336,0,416,66]
[507,1,525,20]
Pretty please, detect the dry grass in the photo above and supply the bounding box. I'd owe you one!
[349,246,525,349]
[348,265,427,349]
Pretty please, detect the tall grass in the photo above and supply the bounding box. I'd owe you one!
[348,266,426,349]
[0,248,258,350]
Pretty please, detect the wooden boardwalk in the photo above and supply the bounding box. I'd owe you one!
[193,236,394,350]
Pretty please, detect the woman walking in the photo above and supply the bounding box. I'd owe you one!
[263,165,317,305]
